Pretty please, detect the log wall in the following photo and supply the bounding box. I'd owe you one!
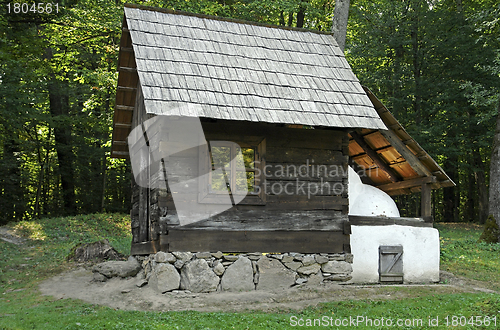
[130,117,351,253]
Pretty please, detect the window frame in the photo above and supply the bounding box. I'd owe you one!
[198,137,266,205]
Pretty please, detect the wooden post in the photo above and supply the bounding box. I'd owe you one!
[421,183,432,222]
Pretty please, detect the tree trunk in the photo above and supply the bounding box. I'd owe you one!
[296,3,306,28]
[48,78,77,215]
[488,97,500,240]
[443,155,459,222]
[331,0,350,52]
[474,147,488,224]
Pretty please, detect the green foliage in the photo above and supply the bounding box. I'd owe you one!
[479,215,500,243]
[348,0,500,222]
[1,0,499,223]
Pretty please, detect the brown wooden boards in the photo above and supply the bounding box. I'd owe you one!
[349,215,433,227]
[160,230,350,253]
[379,245,403,283]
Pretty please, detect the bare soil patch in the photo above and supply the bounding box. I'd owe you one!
[38,267,497,313]
[0,226,26,245]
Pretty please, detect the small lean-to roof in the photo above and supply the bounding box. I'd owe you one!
[111,4,386,157]
[349,87,455,195]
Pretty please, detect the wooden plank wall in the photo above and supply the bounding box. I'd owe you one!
[131,119,351,252]
[130,86,151,243]
[201,121,350,215]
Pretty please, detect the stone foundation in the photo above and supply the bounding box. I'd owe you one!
[127,252,354,293]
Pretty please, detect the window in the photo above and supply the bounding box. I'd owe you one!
[199,138,265,205]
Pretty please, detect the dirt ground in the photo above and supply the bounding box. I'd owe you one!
[38,267,498,313]
[2,226,496,313]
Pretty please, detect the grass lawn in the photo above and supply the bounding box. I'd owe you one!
[1,215,499,329]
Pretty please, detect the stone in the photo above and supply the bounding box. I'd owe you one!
[211,251,224,259]
[321,261,353,274]
[213,262,225,276]
[222,261,233,266]
[142,257,150,268]
[223,255,239,261]
[221,257,254,292]
[328,253,345,261]
[297,263,321,275]
[144,262,153,280]
[253,273,259,284]
[136,279,148,287]
[324,274,352,282]
[315,255,329,264]
[301,255,316,266]
[69,239,122,263]
[345,253,354,263]
[180,259,219,293]
[93,256,141,278]
[269,254,284,260]
[155,252,175,263]
[172,251,193,261]
[256,257,295,291]
[135,270,145,280]
[196,252,212,259]
[174,260,185,269]
[247,255,261,261]
[292,253,304,261]
[307,272,323,285]
[284,261,302,271]
[282,255,294,263]
[149,263,180,293]
[295,277,308,285]
[92,272,107,282]
[251,261,257,274]
[121,289,131,294]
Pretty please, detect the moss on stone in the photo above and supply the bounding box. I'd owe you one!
[479,215,500,243]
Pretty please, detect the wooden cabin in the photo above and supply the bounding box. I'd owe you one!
[111,4,454,257]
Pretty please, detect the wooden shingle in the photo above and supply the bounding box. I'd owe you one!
[122,5,386,130]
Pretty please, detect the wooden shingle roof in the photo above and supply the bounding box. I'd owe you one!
[111,4,387,157]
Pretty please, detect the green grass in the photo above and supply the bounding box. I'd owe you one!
[1,216,499,329]
[436,223,500,291]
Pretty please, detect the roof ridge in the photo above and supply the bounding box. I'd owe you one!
[124,3,336,37]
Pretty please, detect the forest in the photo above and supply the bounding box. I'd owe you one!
[0,0,499,225]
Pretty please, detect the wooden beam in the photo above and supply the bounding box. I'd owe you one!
[160,230,349,253]
[378,129,432,177]
[118,66,137,73]
[116,105,135,111]
[351,145,394,161]
[112,151,130,156]
[349,215,433,228]
[131,240,160,255]
[113,141,128,146]
[117,86,137,92]
[421,183,432,222]
[121,47,133,53]
[350,131,400,182]
[114,123,132,128]
[377,176,436,192]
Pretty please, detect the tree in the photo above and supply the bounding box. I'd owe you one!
[489,98,500,240]
[331,0,350,51]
